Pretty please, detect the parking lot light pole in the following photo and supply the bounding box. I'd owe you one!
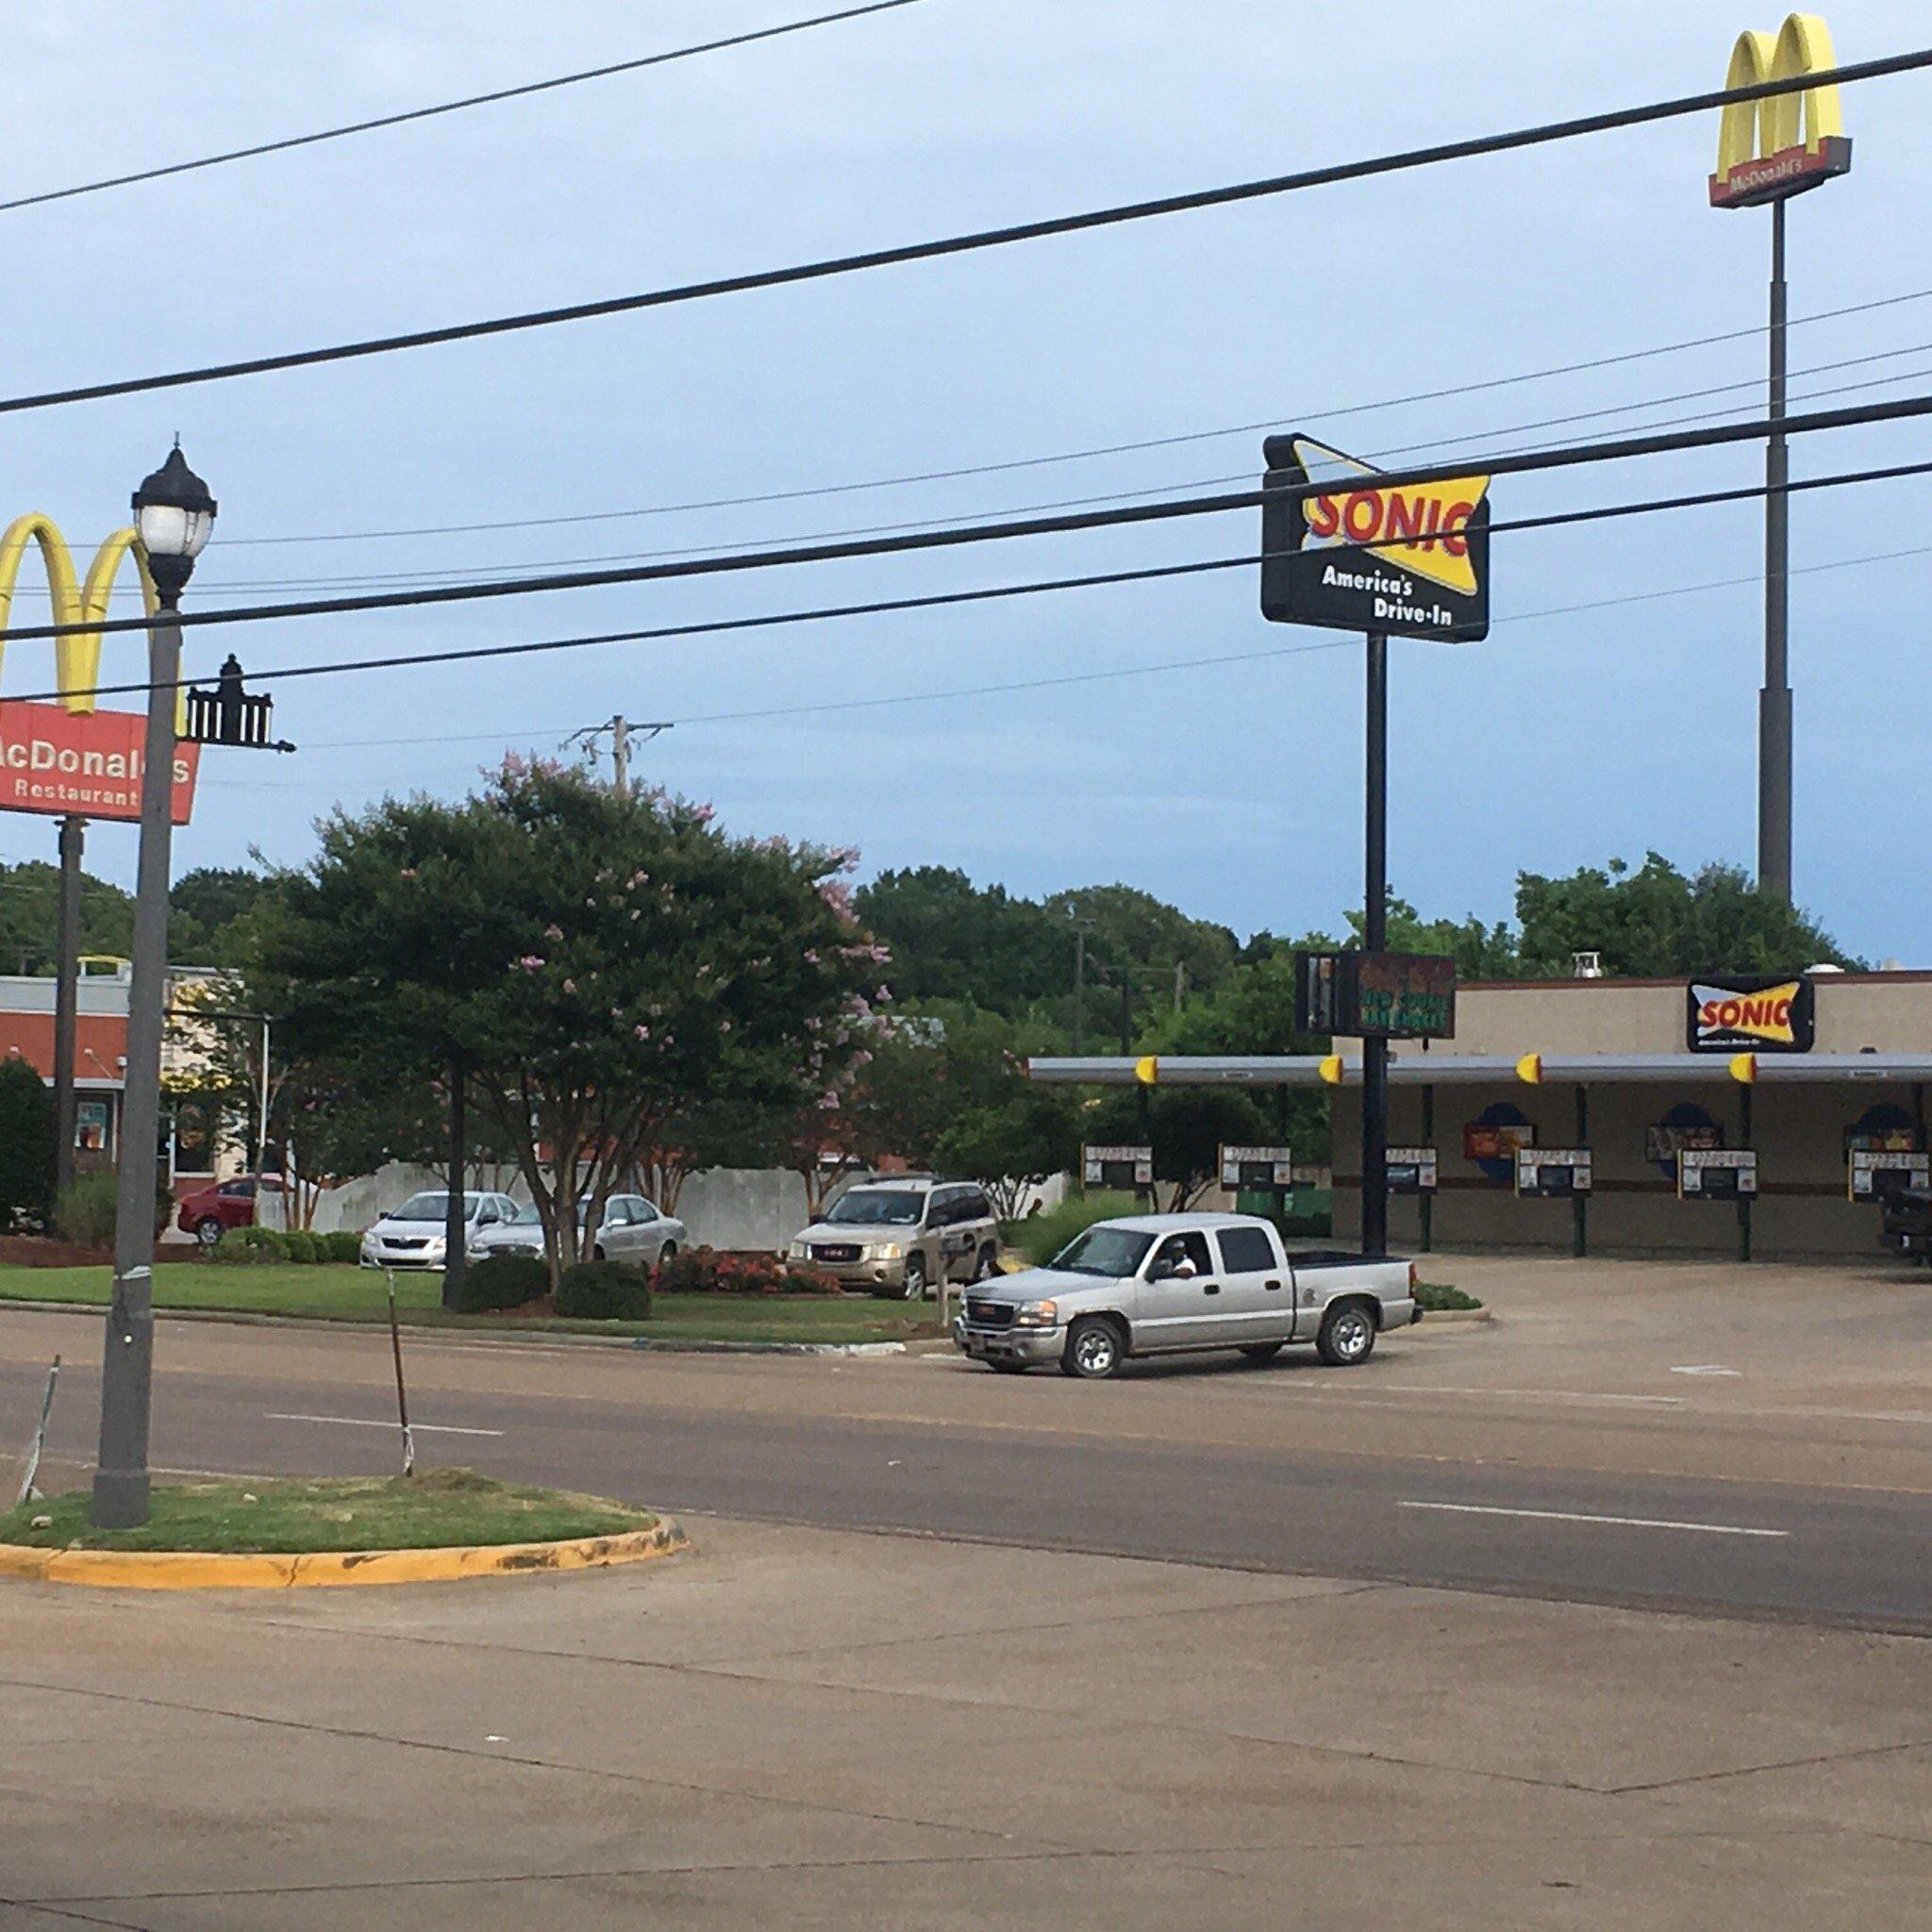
[92,445,216,1531]
[1361,631,1390,1259]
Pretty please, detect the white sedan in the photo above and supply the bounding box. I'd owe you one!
[469,1193,685,1267]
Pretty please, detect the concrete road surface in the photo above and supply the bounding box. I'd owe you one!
[4,1516,1929,1929]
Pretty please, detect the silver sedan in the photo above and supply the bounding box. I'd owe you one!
[469,1193,686,1266]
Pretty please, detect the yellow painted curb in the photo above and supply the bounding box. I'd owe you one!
[0,1517,687,1591]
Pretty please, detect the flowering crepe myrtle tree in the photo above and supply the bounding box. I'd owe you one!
[262,760,887,1284]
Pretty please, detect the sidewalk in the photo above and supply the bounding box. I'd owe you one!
[3,1513,1927,1929]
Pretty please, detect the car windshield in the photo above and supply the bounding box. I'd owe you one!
[1052,1225,1156,1277]
[824,1189,923,1226]
[389,1192,468,1223]
[511,1203,542,1224]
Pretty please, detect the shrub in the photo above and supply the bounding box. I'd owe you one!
[319,1230,362,1263]
[53,1172,118,1248]
[650,1245,842,1296]
[457,1252,551,1313]
[213,1224,289,1264]
[555,1258,653,1321]
[280,1228,320,1264]
[0,1057,54,1231]
[1008,1191,1141,1268]
[1415,1280,1482,1312]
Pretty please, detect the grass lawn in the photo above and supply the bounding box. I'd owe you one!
[0,1261,941,1343]
[0,1469,653,1554]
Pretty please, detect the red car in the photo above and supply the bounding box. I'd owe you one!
[176,1175,284,1246]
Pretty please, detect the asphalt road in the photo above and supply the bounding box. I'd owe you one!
[5,1271,1930,1634]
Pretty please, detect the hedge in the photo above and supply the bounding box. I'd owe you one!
[456,1252,551,1313]
[556,1258,653,1321]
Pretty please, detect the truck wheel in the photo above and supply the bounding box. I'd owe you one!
[1060,1316,1124,1380]
[1239,1342,1285,1363]
[195,1217,223,1247]
[1316,1301,1377,1367]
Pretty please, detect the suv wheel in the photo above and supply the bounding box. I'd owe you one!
[194,1216,224,1246]
[899,1252,927,1301]
[974,1242,1000,1281]
[1316,1301,1377,1367]
[1060,1316,1124,1380]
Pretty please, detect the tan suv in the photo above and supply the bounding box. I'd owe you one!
[789,1177,1002,1299]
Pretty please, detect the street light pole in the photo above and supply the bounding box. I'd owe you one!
[92,446,215,1531]
[1758,195,1792,903]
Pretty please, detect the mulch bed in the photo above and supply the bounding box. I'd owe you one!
[0,1236,205,1268]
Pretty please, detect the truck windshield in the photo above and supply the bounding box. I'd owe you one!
[1053,1225,1155,1277]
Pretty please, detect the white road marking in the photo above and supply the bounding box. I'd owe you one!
[1361,1383,1686,1408]
[266,1412,504,1438]
[1672,1364,1742,1376]
[1400,1500,1787,1538]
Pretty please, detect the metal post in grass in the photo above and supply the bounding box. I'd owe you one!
[385,1270,416,1477]
[13,1356,59,1507]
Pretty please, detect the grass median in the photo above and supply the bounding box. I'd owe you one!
[0,1261,941,1344]
[0,1469,654,1555]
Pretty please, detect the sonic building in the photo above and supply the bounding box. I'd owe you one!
[1032,969,1932,1261]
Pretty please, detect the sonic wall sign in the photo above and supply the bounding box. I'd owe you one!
[1260,434,1491,641]
[1687,974,1815,1053]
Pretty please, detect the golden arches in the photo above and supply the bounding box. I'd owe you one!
[1715,12,1845,188]
[0,513,159,719]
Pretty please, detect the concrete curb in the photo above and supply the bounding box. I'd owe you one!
[1416,1307,1494,1325]
[0,1516,688,1591]
[627,1338,908,1357]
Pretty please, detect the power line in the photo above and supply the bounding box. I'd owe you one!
[18,450,1932,710]
[6,387,1932,651]
[186,533,1932,771]
[3,48,1928,419]
[217,283,1932,551]
[173,339,1932,598]
[0,2,927,217]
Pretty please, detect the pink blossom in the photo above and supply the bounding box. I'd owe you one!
[562,979,576,993]
[518,955,544,971]
[399,867,418,879]
[635,1024,651,1040]
[803,949,820,966]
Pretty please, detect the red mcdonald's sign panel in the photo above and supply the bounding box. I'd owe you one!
[0,698,199,824]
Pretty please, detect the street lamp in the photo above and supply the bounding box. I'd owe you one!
[92,443,215,1530]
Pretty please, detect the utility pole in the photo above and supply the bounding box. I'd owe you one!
[93,444,215,1531]
[51,814,84,1202]
[567,716,670,796]
[1072,927,1086,1054]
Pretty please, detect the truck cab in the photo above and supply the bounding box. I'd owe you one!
[954,1212,1419,1379]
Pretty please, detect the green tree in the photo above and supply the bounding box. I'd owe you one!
[853,867,1067,1012]
[0,1055,55,1228]
[260,760,884,1281]
[1514,854,1857,977]
[934,1090,1080,1219]
[0,859,135,974]
[1048,884,1241,1005]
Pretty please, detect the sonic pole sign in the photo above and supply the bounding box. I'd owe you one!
[1709,13,1851,907]
[1261,435,1491,1259]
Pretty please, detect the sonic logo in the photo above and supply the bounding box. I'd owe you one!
[1291,439,1489,597]
[1687,976,1815,1053]
[1709,12,1851,208]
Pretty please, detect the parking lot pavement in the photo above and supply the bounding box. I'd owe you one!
[2,1516,1929,1930]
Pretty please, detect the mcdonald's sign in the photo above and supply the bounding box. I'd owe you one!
[1709,12,1852,208]
[0,514,200,824]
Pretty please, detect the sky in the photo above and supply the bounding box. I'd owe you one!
[0,1,1927,960]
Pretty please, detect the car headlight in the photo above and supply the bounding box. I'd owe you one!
[1011,1299,1058,1328]
[788,1241,809,1261]
[870,1242,903,1261]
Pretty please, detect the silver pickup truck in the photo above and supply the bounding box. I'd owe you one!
[955,1211,1419,1379]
